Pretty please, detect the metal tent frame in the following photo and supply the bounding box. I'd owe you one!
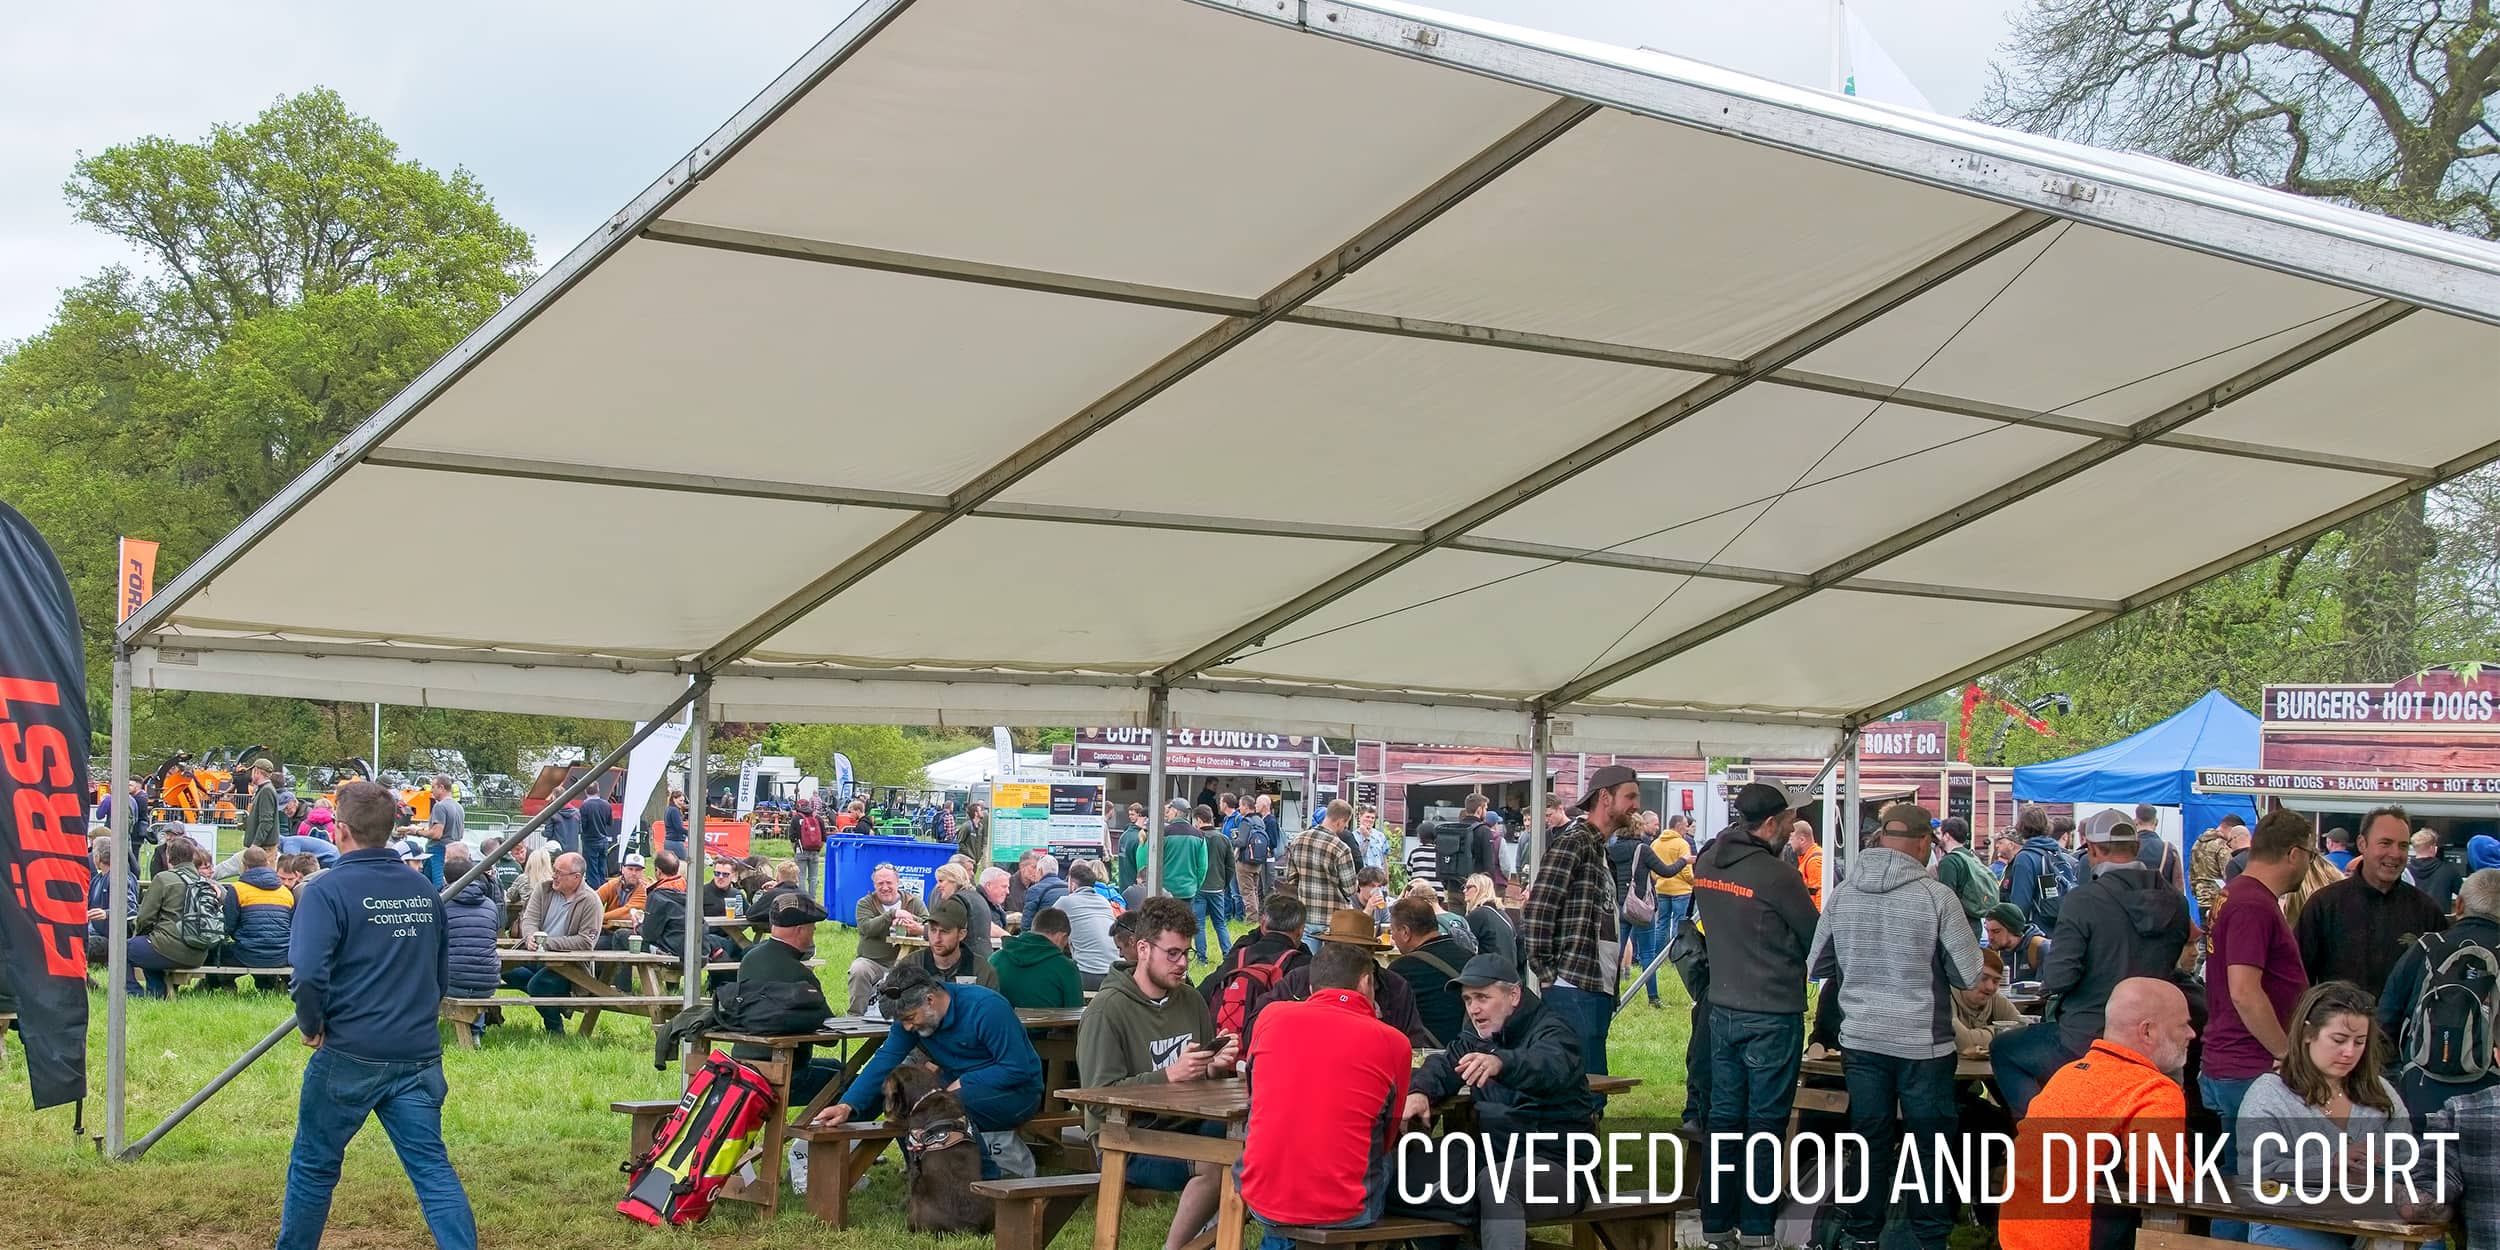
[94,0,2500,1157]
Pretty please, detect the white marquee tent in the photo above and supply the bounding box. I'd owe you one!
[95,0,2500,1160]
[117,0,2500,760]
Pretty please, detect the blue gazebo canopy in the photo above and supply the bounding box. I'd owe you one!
[2012,689,2261,838]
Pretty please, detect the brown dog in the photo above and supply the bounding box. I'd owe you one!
[887,1062,993,1233]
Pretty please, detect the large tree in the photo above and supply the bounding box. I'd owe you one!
[0,88,544,769]
[1984,1,2500,684]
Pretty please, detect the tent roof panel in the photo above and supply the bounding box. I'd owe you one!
[177,466,900,657]
[1209,548,1766,695]
[1866,445,2397,600]
[381,239,1221,496]
[2181,312,2500,467]
[754,517,1390,668]
[1473,384,2094,573]
[1316,107,2014,357]
[665,0,1558,296]
[1793,225,2367,421]
[1593,590,2086,713]
[991,323,1707,530]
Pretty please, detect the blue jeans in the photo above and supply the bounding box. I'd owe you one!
[126,941,188,998]
[1704,1007,1806,1239]
[1193,892,1233,962]
[277,1047,476,1250]
[581,834,607,891]
[1842,1050,1958,1248]
[1543,985,1614,1080]
[2201,1073,2260,1242]
[424,840,445,888]
[2248,1223,2351,1248]
[1632,898,1685,1003]
[500,964,575,1031]
[1990,1019,2082,1120]
[1110,1118,1223,1191]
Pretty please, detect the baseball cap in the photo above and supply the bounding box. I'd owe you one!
[1877,803,1937,834]
[769,891,829,928]
[394,837,427,863]
[2079,810,2139,844]
[1573,764,1639,811]
[1733,782,1791,822]
[620,851,646,868]
[1447,953,1523,992]
[928,896,971,932]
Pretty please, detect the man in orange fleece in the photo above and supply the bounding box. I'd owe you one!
[1999,977,2195,1250]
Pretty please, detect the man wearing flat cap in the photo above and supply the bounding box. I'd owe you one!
[1390,954,1595,1250]
[245,756,285,850]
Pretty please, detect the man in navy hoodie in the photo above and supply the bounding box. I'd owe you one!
[277,780,476,1250]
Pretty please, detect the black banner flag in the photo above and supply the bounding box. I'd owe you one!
[0,501,93,1109]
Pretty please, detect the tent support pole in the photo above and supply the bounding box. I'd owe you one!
[1528,711,1550,873]
[1842,722,1863,881]
[1145,687,1168,898]
[1820,742,1839,896]
[683,686,710,1009]
[114,680,706,1162]
[104,648,132,1157]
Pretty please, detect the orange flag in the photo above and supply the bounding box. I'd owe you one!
[116,537,158,623]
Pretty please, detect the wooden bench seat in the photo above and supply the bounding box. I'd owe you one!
[972,1173,1100,1250]
[789,1120,904,1227]
[1269,1194,1688,1250]
[167,965,293,987]
[611,1097,679,1157]
[439,994,682,1047]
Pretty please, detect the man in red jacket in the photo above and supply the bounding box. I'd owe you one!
[1239,940,1412,1239]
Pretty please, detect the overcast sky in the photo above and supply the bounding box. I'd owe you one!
[0,0,2017,344]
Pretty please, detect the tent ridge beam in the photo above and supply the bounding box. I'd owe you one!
[641,221,2420,482]
[1537,299,2416,708]
[640,218,1266,316]
[1846,425,2500,725]
[688,96,1600,673]
[112,0,923,646]
[1152,207,2058,685]
[361,448,953,511]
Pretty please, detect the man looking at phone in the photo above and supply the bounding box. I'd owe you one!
[1076,897,1240,1250]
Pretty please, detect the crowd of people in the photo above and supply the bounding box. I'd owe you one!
[96,746,2500,1250]
[1668,782,2500,1250]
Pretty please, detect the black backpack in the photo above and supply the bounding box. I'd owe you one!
[2403,931,2500,1084]
[1432,820,1479,886]
[172,870,229,951]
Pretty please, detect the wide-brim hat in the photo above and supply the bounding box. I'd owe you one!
[1317,908,1390,950]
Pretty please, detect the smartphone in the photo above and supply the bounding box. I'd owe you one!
[1205,1034,1238,1054]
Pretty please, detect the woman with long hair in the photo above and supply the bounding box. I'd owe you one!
[2233,981,2415,1248]
[1461,872,1518,970]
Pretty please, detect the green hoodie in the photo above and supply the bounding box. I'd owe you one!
[992,930,1084,1010]
[1074,965,1217,1135]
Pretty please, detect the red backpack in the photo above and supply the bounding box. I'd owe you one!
[796,812,826,852]
[1208,943,1308,1044]
[618,1052,777,1227]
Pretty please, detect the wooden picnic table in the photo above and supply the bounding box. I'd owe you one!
[495,947,686,1005]
[682,1005,1091,1218]
[2104,1179,2449,1250]
[1060,1068,1639,1250]
[1800,1052,1993,1082]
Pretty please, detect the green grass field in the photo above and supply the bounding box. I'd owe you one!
[0,920,1697,1250]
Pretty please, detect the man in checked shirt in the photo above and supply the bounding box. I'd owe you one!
[1521,763,1642,1084]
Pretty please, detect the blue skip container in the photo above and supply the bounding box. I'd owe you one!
[827,835,955,925]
